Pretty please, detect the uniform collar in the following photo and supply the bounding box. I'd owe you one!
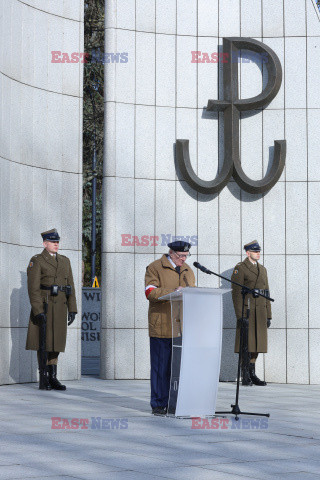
[42,248,58,268]
[244,257,259,275]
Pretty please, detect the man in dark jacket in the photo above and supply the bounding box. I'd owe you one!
[145,241,195,415]
[231,240,272,386]
[26,229,77,390]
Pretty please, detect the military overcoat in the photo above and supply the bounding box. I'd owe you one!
[26,249,77,352]
[231,257,271,353]
[145,255,196,338]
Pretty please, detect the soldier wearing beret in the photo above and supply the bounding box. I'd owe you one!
[145,241,196,415]
[231,240,271,386]
[26,229,77,390]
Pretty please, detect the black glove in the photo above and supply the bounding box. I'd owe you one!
[267,318,271,328]
[68,312,76,326]
[238,318,249,328]
[33,313,46,325]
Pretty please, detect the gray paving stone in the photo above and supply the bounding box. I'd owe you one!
[17,460,124,477]
[73,472,167,480]
[18,477,82,480]
[0,379,320,480]
[0,465,55,479]
[256,459,320,476]
[280,475,320,480]
[127,466,253,480]
[202,458,319,479]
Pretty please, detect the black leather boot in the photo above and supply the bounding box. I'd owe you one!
[47,365,66,390]
[39,368,52,390]
[249,363,267,386]
[241,367,252,386]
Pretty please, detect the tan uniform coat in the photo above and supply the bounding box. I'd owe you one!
[145,255,196,338]
[231,257,271,353]
[26,249,77,352]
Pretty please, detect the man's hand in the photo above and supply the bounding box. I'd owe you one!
[267,318,271,328]
[33,313,46,325]
[68,313,76,326]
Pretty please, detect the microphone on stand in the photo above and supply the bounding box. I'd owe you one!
[193,262,211,275]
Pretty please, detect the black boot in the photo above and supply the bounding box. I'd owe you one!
[241,367,252,386]
[47,365,66,390]
[39,368,52,390]
[249,363,267,386]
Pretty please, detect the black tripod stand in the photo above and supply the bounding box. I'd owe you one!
[193,261,274,420]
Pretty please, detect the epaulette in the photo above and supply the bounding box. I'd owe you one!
[234,262,244,267]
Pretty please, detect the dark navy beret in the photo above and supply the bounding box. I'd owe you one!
[168,241,191,252]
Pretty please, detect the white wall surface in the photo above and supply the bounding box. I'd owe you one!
[0,0,83,384]
[102,0,320,384]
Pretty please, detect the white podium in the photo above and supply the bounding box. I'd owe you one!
[159,287,231,417]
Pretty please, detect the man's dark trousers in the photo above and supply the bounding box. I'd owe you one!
[150,337,172,408]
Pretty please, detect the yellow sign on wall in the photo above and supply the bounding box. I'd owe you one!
[92,276,99,288]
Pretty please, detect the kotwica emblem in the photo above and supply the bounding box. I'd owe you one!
[176,37,286,195]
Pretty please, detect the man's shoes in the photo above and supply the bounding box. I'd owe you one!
[152,406,167,415]
[39,368,52,390]
[249,363,267,386]
[47,365,66,390]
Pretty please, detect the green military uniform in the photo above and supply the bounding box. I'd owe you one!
[231,257,271,353]
[26,228,77,391]
[26,248,77,352]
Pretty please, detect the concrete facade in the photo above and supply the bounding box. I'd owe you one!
[102,0,320,383]
[0,0,84,384]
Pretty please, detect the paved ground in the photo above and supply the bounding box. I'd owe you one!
[1,377,320,480]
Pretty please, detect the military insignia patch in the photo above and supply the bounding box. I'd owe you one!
[29,262,33,268]
[234,269,238,275]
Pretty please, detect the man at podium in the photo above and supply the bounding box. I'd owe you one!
[145,241,195,415]
[231,240,272,386]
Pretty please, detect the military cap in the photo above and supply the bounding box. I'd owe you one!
[244,240,261,252]
[41,228,60,241]
[168,241,191,252]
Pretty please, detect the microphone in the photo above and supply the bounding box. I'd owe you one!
[193,262,211,275]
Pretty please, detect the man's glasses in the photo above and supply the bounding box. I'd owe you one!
[174,252,191,260]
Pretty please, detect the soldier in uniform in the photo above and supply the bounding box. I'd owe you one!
[145,241,195,415]
[231,240,272,386]
[26,229,77,390]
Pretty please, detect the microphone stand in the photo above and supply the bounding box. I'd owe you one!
[193,262,274,420]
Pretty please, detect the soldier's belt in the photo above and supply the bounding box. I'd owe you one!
[41,284,72,296]
[253,289,270,297]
